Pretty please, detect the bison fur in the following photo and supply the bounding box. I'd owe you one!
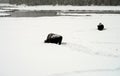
[44,33,63,45]
[97,23,104,31]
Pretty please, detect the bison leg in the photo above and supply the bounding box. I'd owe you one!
[58,37,62,45]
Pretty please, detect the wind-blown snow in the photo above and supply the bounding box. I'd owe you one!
[0,5,120,76]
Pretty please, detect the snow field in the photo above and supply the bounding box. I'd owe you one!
[0,14,120,76]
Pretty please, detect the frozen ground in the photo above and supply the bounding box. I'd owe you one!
[0,4,120,76]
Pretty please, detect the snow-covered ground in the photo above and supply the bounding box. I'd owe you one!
[0,9,11,12]
[1,3,120,11]
[0,3,16,7]
[4,5,120,11]
[0,4,13,17]
[0,14,120,76]
[0,12,10,16]
[0,5,120,76]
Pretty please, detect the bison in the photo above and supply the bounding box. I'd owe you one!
[44,33,63,45]
[97,23,104,31]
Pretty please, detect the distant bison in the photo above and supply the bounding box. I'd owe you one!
[97,23,104,31]
[44,33,63,45]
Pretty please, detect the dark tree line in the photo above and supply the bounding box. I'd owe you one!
[9,0,120,5]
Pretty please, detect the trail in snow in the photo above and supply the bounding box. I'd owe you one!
[50,67,120,76]
[61,41,120,58]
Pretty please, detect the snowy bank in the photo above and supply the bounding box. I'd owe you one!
[0,12,10,17]
[3,5,120,11]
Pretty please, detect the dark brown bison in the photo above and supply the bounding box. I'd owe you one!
[44,33,63,45]
[97,23,104,31]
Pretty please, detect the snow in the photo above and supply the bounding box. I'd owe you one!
[0,5,120,76]
[0,3,16,7]
[0,12,10,16]
[0,9,11,12]
[4,5,120,11]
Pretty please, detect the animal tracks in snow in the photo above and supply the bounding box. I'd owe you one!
[61,42,120,58]
[50,67,120,76]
